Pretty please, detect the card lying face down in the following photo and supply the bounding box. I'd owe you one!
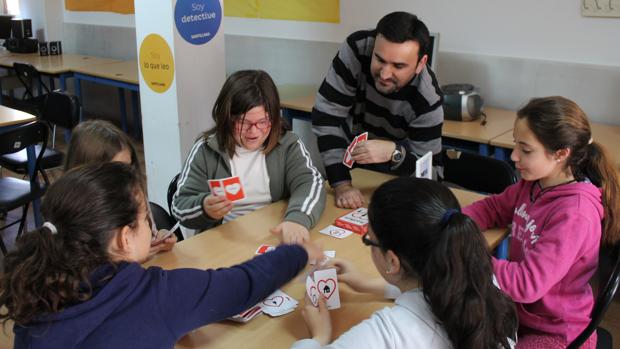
[208,176,246,201]
[306,268,341,310]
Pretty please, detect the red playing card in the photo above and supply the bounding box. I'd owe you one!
[255,244,275,255]
[342,149,354,168]
[208,179,225,197]
[222,176,245,201]
[356,132,368,143]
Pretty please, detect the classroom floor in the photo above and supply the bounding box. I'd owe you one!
[1,124,620,348]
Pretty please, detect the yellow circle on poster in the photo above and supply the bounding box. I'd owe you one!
[139,34,175,93]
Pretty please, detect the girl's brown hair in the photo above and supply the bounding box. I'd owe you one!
[0,162,145,326]
[369,178,517,349]
[204,70,286,156]
[518,96,620,246]
[64,119,140,172]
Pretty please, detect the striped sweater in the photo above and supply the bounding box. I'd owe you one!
[312,30,444,185]
[172,131,326,231]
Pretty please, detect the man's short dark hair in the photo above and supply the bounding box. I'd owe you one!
[376,11,431,60]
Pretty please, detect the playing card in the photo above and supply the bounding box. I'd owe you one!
[208,179,225,197]
[151,222,178,246]
[228,304,263,323]
[356,132,368,143]
[260,289,298,317]
[309,250,336,266]
[313,268,341,310]
[415,151,433,179]
[319,225,354,239]
[208,176,246,201]
[306,276,320,307]
[323,250,336,258]
[222,176,246,201]
[255,244,276,255]
[342,149,354,168]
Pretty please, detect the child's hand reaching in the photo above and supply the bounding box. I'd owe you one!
[327,258,387,296]
[149,230,177,257]
[301,294,332,346]
[300,240,324,265]
[270,221,310,244]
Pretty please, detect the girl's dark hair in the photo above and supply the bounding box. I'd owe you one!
[0,162,146,326]
[518,96,620,246]
[369,178,517,349]
[204,69,286,157]
[376,11,431,61]
[64,119,141,172]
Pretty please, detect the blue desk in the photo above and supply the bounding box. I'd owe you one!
[71,61,141,137]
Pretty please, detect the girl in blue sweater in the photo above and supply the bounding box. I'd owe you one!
[0,162,321,349]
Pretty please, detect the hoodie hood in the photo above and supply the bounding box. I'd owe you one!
[14,262,144,349]
[530,180,603,220]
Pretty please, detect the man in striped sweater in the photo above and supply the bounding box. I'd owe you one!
[312,12,444,209]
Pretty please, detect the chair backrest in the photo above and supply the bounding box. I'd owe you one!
[167,173,181,216]
[149,201,184,242]
[41,90,81,130]
[0,121,49,184]
[149,202,176,231]
[13,62,50,100]
[442,149,517,194]
[567,244,620,349]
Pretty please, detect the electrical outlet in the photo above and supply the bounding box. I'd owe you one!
[582,0,620,17]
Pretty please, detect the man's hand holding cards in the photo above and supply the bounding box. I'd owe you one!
[342,132,368,168]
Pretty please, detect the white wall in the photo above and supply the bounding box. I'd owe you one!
[22,0,620,123]
[54,0,620,67]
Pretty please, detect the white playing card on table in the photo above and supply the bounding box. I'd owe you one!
[309,250,336,266]
[313,268,341,310]
[415,151,433,180]
[260,289,298,317]
[319,225,354,239]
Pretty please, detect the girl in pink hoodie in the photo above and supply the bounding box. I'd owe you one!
[463,96,620,349]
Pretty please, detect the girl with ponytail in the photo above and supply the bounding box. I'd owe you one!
[463,96,620,348]
[293,177,517,349]
[0,162,322,349]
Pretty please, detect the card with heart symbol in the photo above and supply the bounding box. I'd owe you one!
[342,132,369,168]
[312,268,341,310]
[306,275,320,307]
[319,225,354,239]
[260,289,298,317]
[255,244,276,255]
[208,176,246,201]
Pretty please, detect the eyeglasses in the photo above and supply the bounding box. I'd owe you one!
[362,232,382,248]
[237,118,271,132]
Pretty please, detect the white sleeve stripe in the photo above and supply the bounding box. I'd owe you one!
[298,140,323,215]
[172,139,207,218]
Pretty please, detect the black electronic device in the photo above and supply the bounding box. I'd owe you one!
[441,84,484,122]
[4,37,38,53]
[39,41,48,56]
[49,41,62,55]
[11,18,32,39]
[0,15,13,40]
